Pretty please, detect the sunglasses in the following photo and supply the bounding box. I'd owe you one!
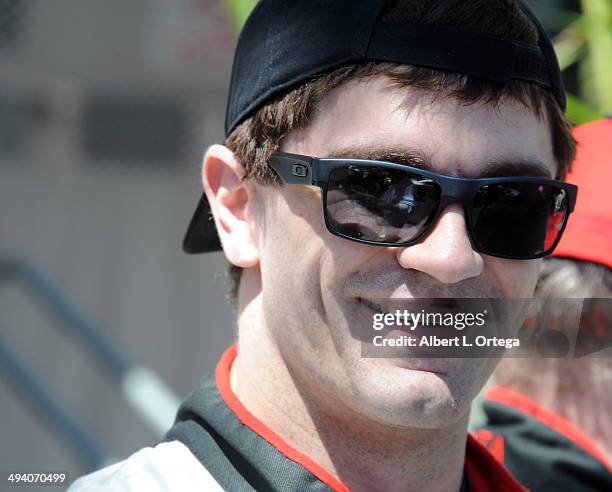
[269,152,577,260]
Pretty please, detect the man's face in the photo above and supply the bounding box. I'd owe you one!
[252,76,556,429]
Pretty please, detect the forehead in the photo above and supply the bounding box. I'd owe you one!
[285,76,556,178]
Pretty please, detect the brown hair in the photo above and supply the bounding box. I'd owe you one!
[224,0,576,302]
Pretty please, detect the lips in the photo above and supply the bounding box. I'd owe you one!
[360,298,384,314]
[359,297,460,315]
[357,295,477,358]
[357,297,460,375]
[359,298,435,316]
[358,297,459,334]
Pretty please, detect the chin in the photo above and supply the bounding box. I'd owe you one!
[350,357,468,429]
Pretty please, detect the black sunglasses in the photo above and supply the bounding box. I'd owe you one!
[269,152,577,260]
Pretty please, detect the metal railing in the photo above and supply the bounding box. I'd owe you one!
[0,256,181,471]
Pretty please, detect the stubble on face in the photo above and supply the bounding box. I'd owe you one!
[252,75,553,430]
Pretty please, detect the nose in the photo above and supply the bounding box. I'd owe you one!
[396,204,484,284]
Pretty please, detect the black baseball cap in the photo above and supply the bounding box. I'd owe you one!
[183,0,565,254]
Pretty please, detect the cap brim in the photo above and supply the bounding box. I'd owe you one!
[183,194,222,254]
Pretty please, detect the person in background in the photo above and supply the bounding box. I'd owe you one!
[476,118,612,492]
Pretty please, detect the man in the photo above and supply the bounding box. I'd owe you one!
[70,1,577,490]
[476,118,612,491]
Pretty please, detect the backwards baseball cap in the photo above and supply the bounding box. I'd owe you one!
[184,0,566,254]
[552,118,612,270]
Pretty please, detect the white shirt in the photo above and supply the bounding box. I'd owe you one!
[68,441,224,491]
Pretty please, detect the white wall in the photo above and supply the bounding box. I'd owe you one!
[0,0,238,483]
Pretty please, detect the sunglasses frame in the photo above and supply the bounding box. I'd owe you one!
[268,151,578,260]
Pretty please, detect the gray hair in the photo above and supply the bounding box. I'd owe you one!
[495,258,612,404]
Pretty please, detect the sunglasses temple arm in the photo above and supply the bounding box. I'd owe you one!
[570,185,578,212]
[269,152,317,185]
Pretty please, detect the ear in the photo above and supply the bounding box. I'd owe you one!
[202,144,260,268]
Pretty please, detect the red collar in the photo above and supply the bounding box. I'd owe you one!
[216,345,526,492]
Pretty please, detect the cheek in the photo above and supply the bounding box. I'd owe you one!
[259,187,376,303]
[258,188,330,296]
[488,257,541,298]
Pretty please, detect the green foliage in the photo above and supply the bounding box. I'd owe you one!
[223,0,257,33]
[566,92,603,125]
[580,0,612,113]
[553,1,612,122]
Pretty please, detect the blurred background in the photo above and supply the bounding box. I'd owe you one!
[0,0,610,489]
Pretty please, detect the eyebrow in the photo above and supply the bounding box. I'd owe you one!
[327,145,553,178]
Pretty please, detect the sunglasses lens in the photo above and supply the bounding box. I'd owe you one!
[472,182,569,258]
[326,165,441,244]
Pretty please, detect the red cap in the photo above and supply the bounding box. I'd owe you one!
[552,118,612,269]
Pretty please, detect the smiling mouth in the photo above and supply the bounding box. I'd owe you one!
[359,297,461,313]
[358,297,466,341]
[359,298,423,315]
[360,298,384,313]
[359,298,447,327]
[358,298,452,375]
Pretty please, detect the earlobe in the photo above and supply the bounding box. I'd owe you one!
[202,144,260,268]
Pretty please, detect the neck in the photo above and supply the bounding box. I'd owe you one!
[233,296,468,492]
